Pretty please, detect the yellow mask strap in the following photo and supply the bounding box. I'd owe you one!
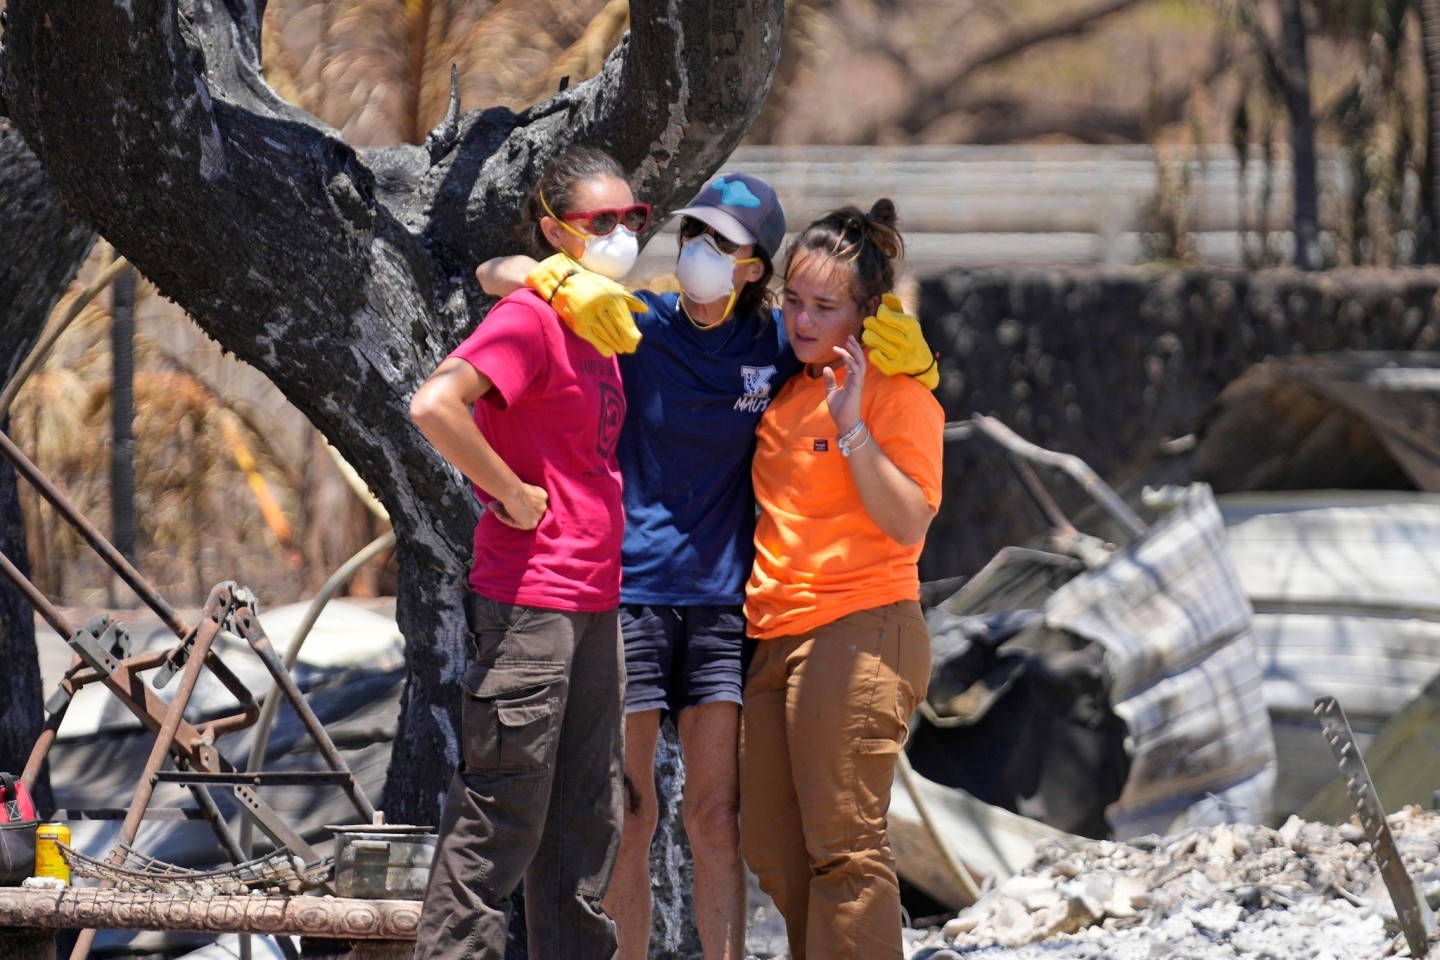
[717,256,760,320]
[539,190,591,244]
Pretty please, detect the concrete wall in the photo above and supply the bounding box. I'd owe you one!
[917,266,1440,580]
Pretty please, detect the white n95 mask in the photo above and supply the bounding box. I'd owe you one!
[580,228,640,281]
[677,234,744,304]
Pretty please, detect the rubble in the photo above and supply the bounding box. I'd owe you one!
[904,809,1440,959]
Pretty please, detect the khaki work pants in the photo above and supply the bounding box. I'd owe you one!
[739,601,931,960]
[414,596,626,960]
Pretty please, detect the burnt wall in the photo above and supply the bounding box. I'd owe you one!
[917,266,1440,581]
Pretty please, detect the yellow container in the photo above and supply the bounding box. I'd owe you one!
[34,822,71,884]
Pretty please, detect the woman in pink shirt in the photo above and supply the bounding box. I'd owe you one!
[409,146,646,960]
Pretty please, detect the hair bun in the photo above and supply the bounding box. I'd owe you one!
[868,198,898,230]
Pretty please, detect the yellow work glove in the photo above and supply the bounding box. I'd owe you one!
[862,293,938,390]
[524,253,647,357]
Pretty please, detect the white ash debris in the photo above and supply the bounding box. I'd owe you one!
[906,808,1440,959]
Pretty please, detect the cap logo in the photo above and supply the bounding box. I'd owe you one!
[711,177,761,208]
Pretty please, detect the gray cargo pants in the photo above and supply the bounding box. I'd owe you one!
[413,595,625,960]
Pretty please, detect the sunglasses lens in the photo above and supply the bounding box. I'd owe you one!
[622,206,649,232]
[680,217,740,254]
[588,211,619,236]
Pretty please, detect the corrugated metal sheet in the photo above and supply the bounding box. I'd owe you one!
[1047,484,1278,837]
[1218,491,1440,817]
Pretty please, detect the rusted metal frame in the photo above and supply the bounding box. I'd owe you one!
[5,550,361,854]
[0,550,227,784]
[0,429,261,727]
[230,785,321,862]
[23,646,247,788]
[1,557,315,870]
[229,605,379,823]
[2,557,250,889]
[106,584,235,867]
[154,771,356,786]
[65,586,246,960]
[185,776,250,865]
[1,432,376,958]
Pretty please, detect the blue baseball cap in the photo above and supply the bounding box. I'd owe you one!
[671,173,786,260]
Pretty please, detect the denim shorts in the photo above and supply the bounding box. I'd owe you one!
[619,604,746,714]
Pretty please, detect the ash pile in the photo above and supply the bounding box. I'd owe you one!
[907,809,1440,959]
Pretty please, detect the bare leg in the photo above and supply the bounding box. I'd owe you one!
[678,701,745,960]
[604,709,662,960]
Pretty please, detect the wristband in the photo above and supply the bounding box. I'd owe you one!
[545,267,580,306]
[910,356,938,380]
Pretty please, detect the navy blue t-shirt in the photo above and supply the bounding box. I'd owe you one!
[618,291,803,605]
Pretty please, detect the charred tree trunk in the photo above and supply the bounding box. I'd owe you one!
[0,120,95,807]
[0,0,784,832]
[1276,0,1321,270]
[109,265,137,604]
[1420,0,1440,262]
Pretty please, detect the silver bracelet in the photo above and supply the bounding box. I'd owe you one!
[838,421,870,458]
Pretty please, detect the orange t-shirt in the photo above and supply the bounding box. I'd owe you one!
[744,359,944,640]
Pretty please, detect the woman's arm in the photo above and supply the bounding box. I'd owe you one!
[475,255,540,298]
[409,358,548,529]
[825,336,936,546]
[842,425,936,546]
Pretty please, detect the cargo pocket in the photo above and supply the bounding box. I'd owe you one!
[461,660,567,772]
[852,736,903,833]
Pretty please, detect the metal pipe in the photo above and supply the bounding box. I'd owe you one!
[235,531,393,960]
[232,607,377,823]
[895,750,983,907]
[952,416,1147,539]
[238,531,394,855]
[104,593,227,868]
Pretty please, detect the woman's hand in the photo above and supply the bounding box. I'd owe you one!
[488,482,549,530]
[823,335,866,433]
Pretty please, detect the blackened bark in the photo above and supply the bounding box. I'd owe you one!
[0,0,784,827]
[1276,0,1321,270]
[110,267,137,578]
[1420,0,1440,263]
[0,120,95,806]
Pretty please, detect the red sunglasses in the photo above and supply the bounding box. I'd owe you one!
[562,203,652,237]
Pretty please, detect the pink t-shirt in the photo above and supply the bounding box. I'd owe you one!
[449,288,626,612]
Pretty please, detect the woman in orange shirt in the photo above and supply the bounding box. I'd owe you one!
[740,199,945,960]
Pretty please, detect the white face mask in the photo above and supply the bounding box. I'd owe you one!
[677,235,740,304]
[579,227,639,281]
